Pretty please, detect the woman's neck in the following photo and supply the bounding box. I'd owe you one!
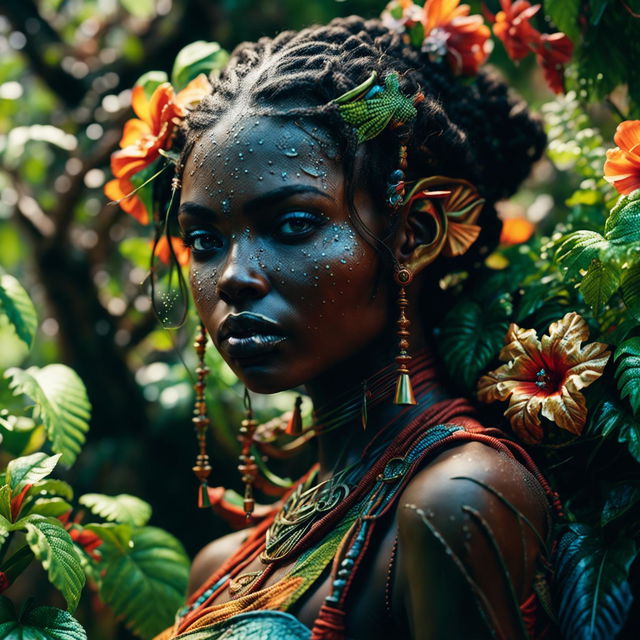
[304,332,447,480]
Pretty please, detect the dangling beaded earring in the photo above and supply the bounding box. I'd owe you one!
[238,388,258,520]
[192,322,212,508]
[393,266,417,406]
[285,395,303,436]
[386,143,408,210]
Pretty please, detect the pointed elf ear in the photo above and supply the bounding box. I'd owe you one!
[396,176,485,275]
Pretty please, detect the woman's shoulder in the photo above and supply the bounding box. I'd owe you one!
[188,528,251,595]
[393,438,551,636]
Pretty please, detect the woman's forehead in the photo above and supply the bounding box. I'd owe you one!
[181,117,343,210]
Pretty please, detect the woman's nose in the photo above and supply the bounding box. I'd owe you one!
[216,242,270,305]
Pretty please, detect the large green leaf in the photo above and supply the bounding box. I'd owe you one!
[543,0,581,39]
[589,400,640,463]
[0,485,11,521]
[620,262,640,321]
[5,365,90,466]
[7,453,61,493]
[578,261,621,313]
[555,230,608,281]
[555,524,636,640]
[0,273,38,348]
[79,493,151,527]
[23,516,85,612]
[601,485,640,526]
[171,41,228,90]
[0,596,86,640]
[605,190,640,246]
[614,338,640,415]
[438,295,512,392]
[96,526,189,638]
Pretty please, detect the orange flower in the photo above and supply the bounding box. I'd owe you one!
[534,32,573,94]
[477,312,610,444]
[104,175,149,225]
[500,217,535,245]
[154,235,190,266]
[604,120,640,195]
[111,74,211,180]
[421,0,492,75]
[492,0,542,61]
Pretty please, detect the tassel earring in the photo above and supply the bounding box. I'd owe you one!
[238,388,258,520]
[192,322,212,508]
[393,267,417,406]
[285,396,303,436]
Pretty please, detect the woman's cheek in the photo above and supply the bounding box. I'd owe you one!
[190,263,219,314]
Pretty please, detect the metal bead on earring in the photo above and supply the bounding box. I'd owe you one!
[238,388,258,520]
[393,267,417,406]
[192,322,212,508]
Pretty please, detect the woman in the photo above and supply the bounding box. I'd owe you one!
[137,12,559,640]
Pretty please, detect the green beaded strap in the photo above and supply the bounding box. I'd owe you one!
[334,71,419,143]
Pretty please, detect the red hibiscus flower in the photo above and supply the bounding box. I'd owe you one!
[421,0,492,76]
[478,313,609,444]
[492,0,542,60]
[604,120,640,195]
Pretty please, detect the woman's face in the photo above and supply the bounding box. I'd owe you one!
[179,116,393,393]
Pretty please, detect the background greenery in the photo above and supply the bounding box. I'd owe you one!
[0,0,638,638]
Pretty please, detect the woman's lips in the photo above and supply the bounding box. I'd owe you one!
[217,312,287,360]
[223,334,286,358]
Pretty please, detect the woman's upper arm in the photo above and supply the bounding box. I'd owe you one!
[394,441,550,640]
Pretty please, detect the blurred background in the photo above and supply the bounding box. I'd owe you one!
[0,0,627,637]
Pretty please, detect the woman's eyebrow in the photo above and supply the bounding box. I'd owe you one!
[244,185,334,214]
[178,201,217,218]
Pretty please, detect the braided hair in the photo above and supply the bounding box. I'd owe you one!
[175,15,546,283]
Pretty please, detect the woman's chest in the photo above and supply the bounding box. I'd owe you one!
[205,517,402,640]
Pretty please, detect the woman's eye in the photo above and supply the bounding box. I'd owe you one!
[276,212,322,239]
[183,230,223,254]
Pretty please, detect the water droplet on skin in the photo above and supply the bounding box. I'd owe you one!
[340,259,347,264]
[281,172,288,180]
[267,160,273,165]
[301,166,322,178]
[284,148,298,157]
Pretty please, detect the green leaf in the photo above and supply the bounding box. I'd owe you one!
[2,543,35,583]
[0,596,87,639]
[601,485,640,526]
[590,400,640,463]
[555,230,608,280]
[7,453,61,493]
[605,190,640,246]
[97,526,189,638]
[25,498,73,518]
[0,485,11,521]
[0,274,38,348]
[79,494,151,527]
[555,524,636,640]
[543,0,581,40]
[134,70,168,100]
[171,41,228,90]
[84,523,133,553]
[578,261,620,313]
[5,365,91,466]
[621,263,640,321]
[614,338,640,415]
[24,516,85,612]
[25,479,74,502]
[438,295,512,392]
